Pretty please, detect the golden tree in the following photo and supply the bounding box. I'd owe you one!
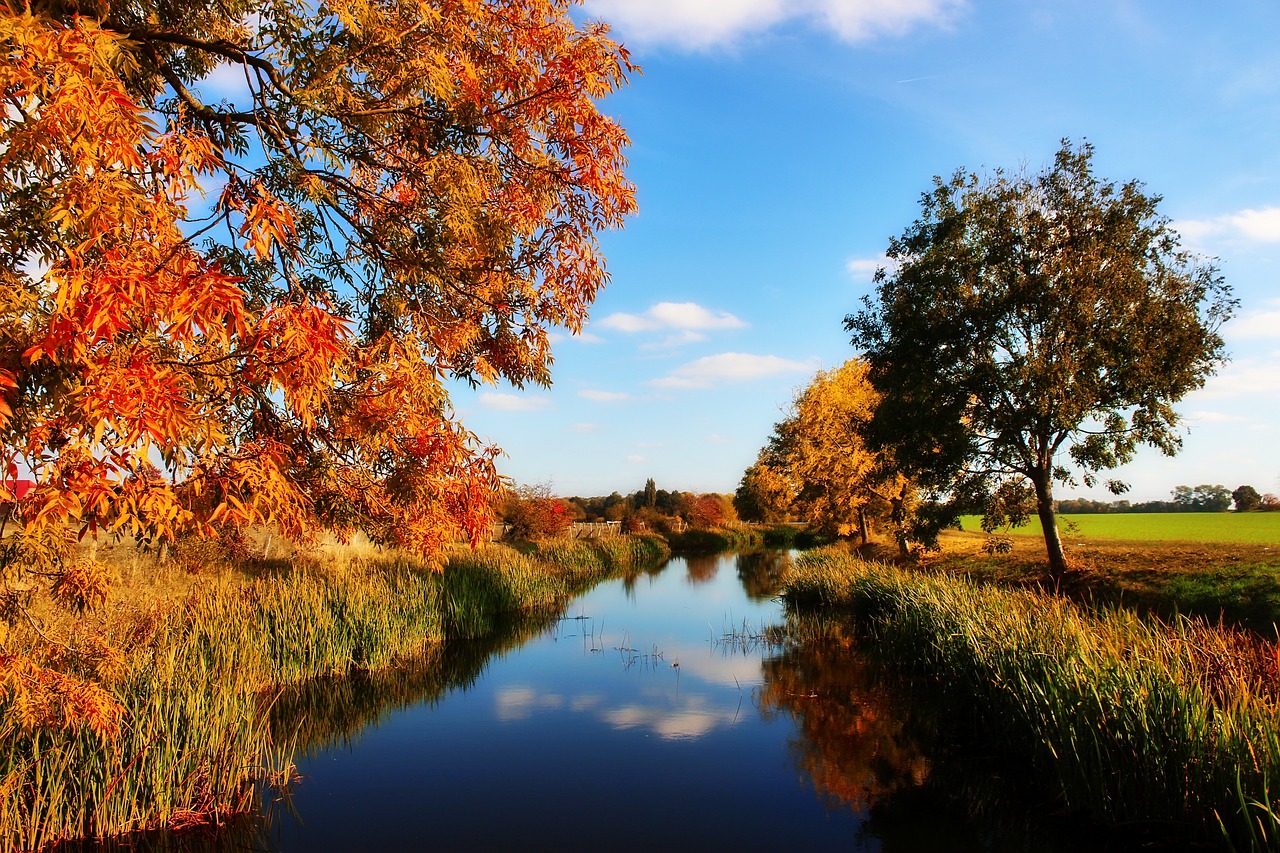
[751,359,917,551]
[0,0,634,732]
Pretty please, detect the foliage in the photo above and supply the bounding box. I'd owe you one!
[688,493,732,529]
[1172,484,1232,512]
[733,461,793,523]
[501,483,572,542]
[746,359,921,552]
[0,0,634,735]
[1232,485,1262,512]
[846,140,1235,580]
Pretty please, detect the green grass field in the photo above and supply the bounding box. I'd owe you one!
[957,512,1280,544]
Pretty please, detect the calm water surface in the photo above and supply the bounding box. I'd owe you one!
[246,552,1085,852]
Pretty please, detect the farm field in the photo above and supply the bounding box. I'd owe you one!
[957,512,1280,545]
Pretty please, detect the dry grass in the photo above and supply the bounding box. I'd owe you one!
[0,532,669,852]
[869,530,1280,631]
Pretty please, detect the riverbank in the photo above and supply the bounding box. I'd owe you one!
[1,534,668,852]
[910,529,1280,630]
[783,546,1280,850]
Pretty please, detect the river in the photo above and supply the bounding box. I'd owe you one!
[234,550,1102,852]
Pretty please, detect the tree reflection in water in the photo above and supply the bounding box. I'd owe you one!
[760,617,1133,852]
[734,550,792,600]
[684,553,720,584]
[758,619,932,813]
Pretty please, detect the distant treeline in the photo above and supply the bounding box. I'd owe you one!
[1057,484,1280,514]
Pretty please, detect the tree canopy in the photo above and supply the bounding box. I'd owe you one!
[740,358,919,551]
[0,0,633,731]
[846,140,1234,579]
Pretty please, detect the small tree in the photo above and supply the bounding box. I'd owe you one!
[847,140,1234,580]
[734,463,793,523]
[1232,485,1262,512]
[502,484,572,542]
[689,495,726,529]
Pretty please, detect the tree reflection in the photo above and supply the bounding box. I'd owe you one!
[734,550,792,600]
[264,611,560,756]
[758,622,932,813]
[684,554,720,584]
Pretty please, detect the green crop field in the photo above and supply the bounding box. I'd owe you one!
[957,512,1280,545]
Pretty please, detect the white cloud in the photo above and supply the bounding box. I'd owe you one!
[597,301,747,335]
[1194,359,1280,399]
[845,255,889,281]
[1224,307,1280,342]
[640,330,709,350]
[1184,410,1244,424]
[1175,206,1280,246]
[579,389,631,403]
[197,62,254,102]
[584,0,963,50]
[1233,208,1280,242]
[571,422,602,433]
[478,392,551,412]
[650,352,819,390]
[625,454,646,464]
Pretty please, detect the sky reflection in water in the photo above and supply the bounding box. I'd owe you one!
[250,552,1088,853]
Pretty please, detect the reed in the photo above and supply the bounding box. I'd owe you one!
[0,534,668,851]
[783,546,1280,849]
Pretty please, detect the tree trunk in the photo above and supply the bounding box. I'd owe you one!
[1030,469,1069,583]
[856,507,870,545]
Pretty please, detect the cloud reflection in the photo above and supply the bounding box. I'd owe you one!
[493,654,759,739]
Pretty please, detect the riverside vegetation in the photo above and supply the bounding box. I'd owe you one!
[784,545,1280,850]
[0,534,667,851]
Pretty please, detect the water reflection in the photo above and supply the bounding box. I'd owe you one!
[683,553,720,584]
[84,552,1118,852]
[734,549,792,600]
[761,616,1135,852]
[758,621,933,812]
[264,610,562,756]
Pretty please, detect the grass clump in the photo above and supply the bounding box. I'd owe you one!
[666,526,763,553]
[784,546,1280,849]
[0,534,667,851]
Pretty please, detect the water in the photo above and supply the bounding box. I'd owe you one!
[242,552,1102,852]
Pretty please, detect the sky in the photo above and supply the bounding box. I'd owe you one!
[450,0,1280,502]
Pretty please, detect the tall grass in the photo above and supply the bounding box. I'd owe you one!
[0,534,668,851]
[784,546,1280,849]
[666,526,763,552]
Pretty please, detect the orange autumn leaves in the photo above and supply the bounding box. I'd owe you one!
[0,0,635,737]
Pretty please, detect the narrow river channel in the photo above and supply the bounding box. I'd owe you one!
[240,551,1092,852]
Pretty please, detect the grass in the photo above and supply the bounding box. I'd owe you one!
[783,546,1280,849]
[958,511,1280,544]
[0,533,668,852]
[665,525,763,553]
[915,529,1280,631]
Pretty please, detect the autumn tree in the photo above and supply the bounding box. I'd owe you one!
[502,483,572,542]
[733,461,793,524]
[688,494,727,529]
[847,140,1234,581]
[0,0,634,731]
[749,359,919,552]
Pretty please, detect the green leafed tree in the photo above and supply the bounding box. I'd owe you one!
[846,140,1235,581]
[1233,485,1262,512]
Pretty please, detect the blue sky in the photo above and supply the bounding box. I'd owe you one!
[451,0,1280,502]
